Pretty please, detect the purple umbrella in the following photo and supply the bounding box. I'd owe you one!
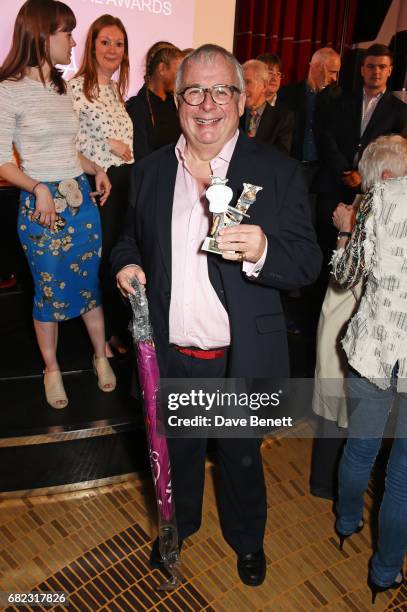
[128,279,182,590]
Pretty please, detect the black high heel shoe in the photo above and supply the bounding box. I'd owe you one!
[368,569,405,604]
[336,520,364,551]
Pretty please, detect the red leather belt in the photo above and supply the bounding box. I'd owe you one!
[175,346,227,360]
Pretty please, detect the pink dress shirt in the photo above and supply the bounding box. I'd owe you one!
[169,130,266,349]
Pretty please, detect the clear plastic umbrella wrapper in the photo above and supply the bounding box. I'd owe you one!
[128,278,182,590]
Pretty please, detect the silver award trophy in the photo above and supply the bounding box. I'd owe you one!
[202,176,233,255]
[202,177,263,256]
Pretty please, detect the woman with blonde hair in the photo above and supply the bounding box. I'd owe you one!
[0,0,115,409]
[69,14,133,356]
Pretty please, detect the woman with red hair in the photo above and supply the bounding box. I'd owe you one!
[69,15,133,356]
[0,0,115,409]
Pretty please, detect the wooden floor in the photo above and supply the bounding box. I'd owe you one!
[0,435,406,611]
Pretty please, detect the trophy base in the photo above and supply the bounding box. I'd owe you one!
[202,236,222,255]
[201,237,236,256]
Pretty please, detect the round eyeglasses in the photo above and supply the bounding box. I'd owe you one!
[177,84,241,106]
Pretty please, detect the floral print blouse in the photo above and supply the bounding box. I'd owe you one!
[69,76,133,172]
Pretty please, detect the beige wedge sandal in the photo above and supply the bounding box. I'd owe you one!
[93,356,116,392]
[44,370,68,409]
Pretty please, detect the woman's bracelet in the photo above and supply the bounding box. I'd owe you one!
[32,181,42,194]
[337,231,352,240]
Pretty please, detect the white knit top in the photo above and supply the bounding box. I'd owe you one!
[332,176,407,390]
[69,76,133,172]
[0,77,83,182]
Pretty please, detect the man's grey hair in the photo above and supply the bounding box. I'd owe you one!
[175,44,245,93]
[359,135,407,191]
[242,59,269,83]
[310,47,340,65]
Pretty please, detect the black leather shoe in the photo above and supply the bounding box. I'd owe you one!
[149,537,183,570]
[237,549,266,586]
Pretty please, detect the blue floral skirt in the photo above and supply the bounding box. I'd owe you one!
[18,174,102,322]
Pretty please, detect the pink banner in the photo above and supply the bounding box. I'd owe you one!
[0,0,195,97]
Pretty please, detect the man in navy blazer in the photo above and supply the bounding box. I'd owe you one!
[318,44,407,201]
[111,45,321,586]
[315,44,407,291]
[278,48,341,164]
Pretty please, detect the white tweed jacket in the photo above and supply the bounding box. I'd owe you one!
[332,176,407,390]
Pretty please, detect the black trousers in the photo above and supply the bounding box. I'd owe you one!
[301,162,319,227]
[309,416,347,500]
[91,164,133,340]
[166,346,267,555]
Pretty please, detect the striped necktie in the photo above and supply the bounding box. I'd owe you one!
[247,109,258,138]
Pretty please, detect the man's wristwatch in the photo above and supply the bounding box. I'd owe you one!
[337,231,352,239]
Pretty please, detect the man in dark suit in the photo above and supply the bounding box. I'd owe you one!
[277,48,341,333]
[240,59,294,155]
[256,52,285,108]
[111,45,321,586]
[317,44,407,244]
[278,47,342,167]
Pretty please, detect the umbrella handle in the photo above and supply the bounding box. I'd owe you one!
[156,563,183,591]
[128,278,153,342]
